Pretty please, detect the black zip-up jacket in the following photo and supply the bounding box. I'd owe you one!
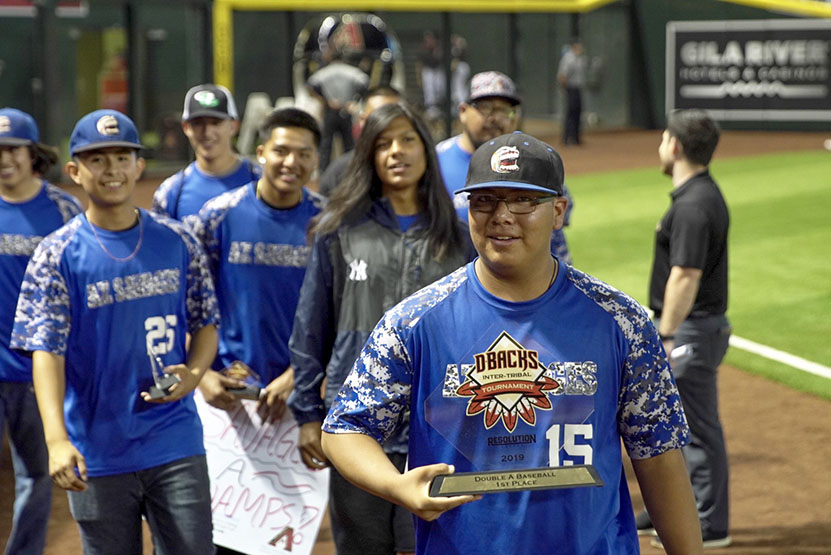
[288,197,473,453]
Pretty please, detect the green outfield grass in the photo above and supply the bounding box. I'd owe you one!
[565,150,831,400]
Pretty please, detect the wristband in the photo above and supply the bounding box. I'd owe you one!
[659,333,675,342]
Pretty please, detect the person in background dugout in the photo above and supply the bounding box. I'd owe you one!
[639,109,732,550]
[1,107,83,555]
[153,83,260,224]
[306,48,370,172]
[557,38,586,146]
[288,102,474,555]
[417,30,444,120]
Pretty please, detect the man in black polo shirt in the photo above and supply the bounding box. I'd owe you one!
[640,109,732,549]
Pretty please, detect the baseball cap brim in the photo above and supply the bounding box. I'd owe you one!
[183,109,234,121]
[455,181,558,195]
[468,93,521,106]
[72,140,143,155]
[0,137,33,146]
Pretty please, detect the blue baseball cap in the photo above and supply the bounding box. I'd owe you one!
[69,109,143,156]
[0,108,39,146]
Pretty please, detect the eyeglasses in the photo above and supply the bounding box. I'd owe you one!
[470,101,517,120]
[468,193,557,214]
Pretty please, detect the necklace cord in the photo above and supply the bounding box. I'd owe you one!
[86,209,143,262]
[547,257,558,290]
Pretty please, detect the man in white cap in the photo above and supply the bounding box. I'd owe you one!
[436,71,521,214]
[153,83,260,222]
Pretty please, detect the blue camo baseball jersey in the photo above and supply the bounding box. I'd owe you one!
[0,182,82,382]
[192,182,323,383]
[324,261,689,554]
[436,136,473,220]
[152,160,261,222]
[11,209,219,477]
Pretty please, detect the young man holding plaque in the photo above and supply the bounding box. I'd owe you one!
[320,132,704,554]
[11,110,219,554]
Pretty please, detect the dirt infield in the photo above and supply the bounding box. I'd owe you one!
[3,129,829,554]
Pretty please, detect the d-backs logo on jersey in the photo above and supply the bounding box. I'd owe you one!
[456,331,560,432]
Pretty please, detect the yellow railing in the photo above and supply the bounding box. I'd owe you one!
[720,0,831,18]
[213,0,619,90]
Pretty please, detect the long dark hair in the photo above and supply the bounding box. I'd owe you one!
[30,144,59,176]
[312,102,463,260]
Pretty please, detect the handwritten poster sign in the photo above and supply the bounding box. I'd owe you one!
[195,392,330,554]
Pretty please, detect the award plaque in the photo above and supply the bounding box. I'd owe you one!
[147,351,180,399]
[424,331,605,496]
[430,465,603,497]
[222,361,262,400]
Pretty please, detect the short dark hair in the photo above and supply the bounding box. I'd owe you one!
[666,109,720,166]
[258,107,321,147]
[362,85,402,103]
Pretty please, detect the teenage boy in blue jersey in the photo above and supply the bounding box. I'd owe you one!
[153,84,260,223]
[12,109,220,555]
[320,132,704,554]
[192,106,324,555]
[1,107,83,554]
[192,107,323,419]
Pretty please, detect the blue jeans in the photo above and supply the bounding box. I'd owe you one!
[67,455,214,555]
[0,381,51,555]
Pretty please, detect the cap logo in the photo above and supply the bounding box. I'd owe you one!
[0,116,10,134]
[96,115,120,136]
[490,146,520,174]
[194,90,219,108]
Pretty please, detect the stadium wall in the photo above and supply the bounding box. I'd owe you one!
[0,0,826,153]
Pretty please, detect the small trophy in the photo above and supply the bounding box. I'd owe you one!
[147,350,180,400]
[222,361,263,400]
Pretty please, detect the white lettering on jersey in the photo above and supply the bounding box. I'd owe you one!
[547,423,594,466]
[228,241,253,264]
[145,314,178,355]
[441,362,597,398]
[227,241,310,268]
[86,280,114,309]
[0,233,44,257]
[85,268,181,309]
[348,259,368,281]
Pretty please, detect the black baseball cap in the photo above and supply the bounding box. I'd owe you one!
[456,132,564,196]
[182,84,239,121]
